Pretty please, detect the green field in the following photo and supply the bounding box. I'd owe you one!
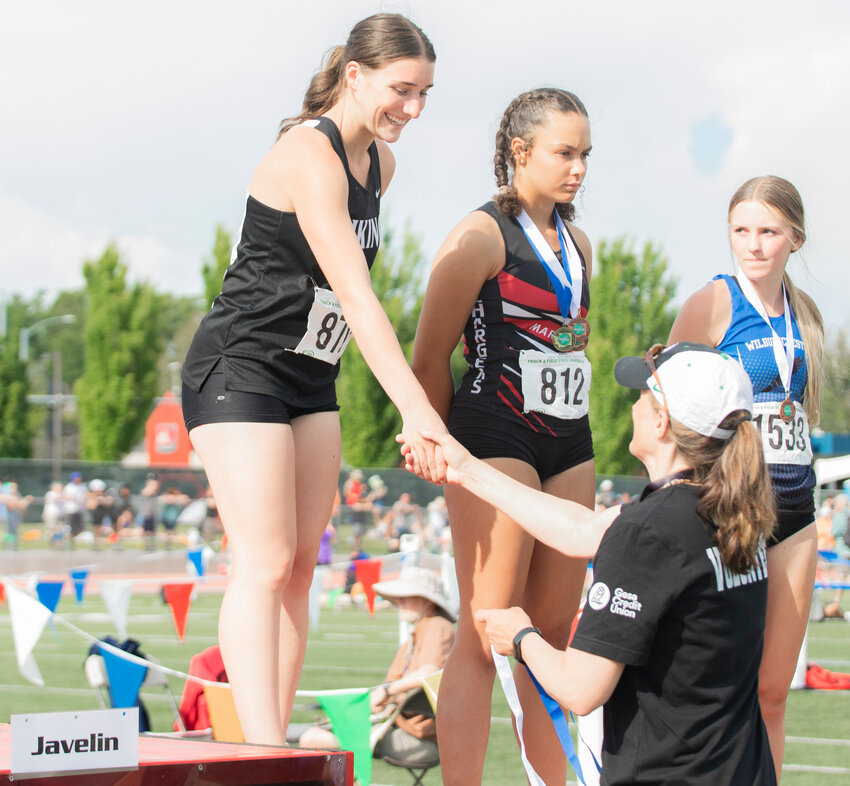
[1,570,849,784]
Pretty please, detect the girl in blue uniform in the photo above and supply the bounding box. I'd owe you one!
[181,14,446,745]
[412,88,595,784]
[669,176,823,779]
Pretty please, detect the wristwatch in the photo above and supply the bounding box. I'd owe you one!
[512,626,542,666]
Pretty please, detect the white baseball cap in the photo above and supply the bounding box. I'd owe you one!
[614,342,753,440]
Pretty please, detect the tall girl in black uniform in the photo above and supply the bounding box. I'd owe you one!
[412,89,595,784]
[669,176,823,779]
[181,14,446,746]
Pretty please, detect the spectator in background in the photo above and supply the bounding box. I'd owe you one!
[112,483,136,543]
[368,474,389,526]
[86,479,114,550]
[63,471,87,540]
[596,478,616,508]
[160,486,192,549]
[2,481,32,550]
[42,481,66,548]
[317,520,336,566]
[388,492,423,550]
[139,473,160,549]
[425,495,449,552]
[293,566,456,765]
[202,487,223,542]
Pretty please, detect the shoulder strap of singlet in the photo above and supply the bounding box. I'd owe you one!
[311,116,381,194]
[476,201,588,272]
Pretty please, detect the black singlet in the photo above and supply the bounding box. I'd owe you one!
[181,116,381,406]
[450,201,591,438]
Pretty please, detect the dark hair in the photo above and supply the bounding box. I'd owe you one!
[665,409,776,573]
[278,13,435,137]
[493,88,588,221]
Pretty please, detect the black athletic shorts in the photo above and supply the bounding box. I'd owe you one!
[770,503,816,546]
[182,369,339,432]
[448,405,594,481]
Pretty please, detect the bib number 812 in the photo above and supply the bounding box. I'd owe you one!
[540,366,586,406]
[520,350,591,420]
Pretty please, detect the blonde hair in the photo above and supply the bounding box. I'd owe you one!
[664,406,776,573]
[728,176,824,424]
[278,14,435,138]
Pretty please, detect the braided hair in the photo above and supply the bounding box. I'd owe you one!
[493,88,587,221]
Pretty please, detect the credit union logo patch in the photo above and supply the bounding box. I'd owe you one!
[588,582,610,610]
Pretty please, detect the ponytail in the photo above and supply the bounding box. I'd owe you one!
[667,411,776,573]
[278,46,345,138]
[784,274,823,424]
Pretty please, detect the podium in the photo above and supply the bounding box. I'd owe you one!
[0,725,353,785]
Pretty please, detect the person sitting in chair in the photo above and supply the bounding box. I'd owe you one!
[294,566,456,765]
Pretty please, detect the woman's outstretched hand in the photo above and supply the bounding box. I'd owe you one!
[398,429,473,486]
[474,607,533,657]
[398,408,449,485]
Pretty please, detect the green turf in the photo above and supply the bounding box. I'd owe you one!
[1,583,849,784]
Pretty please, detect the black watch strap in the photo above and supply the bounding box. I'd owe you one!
[512,626,542,666]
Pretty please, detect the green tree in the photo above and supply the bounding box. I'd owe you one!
[337,224,428,466]
[75,244,162,461]
[201,224,233,309]
[820,330,850,433]
[0,297,34,457]
[587,238,678,475]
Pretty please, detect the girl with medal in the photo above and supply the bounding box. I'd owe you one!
[412,88,594,784]
[180,14,448,745]
[669,176,823,780]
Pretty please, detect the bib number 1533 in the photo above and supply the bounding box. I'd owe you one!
[752,401,812,465]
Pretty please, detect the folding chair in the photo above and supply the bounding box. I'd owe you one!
[84,652,185,731]
[376,678,441,785]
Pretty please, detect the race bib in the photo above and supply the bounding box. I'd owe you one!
[290,287,352,365]
[752,401,812,465]
[519,350,591,420]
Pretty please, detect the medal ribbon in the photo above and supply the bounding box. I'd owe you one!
[516,209,583,322]
[736,272,795,401]
[492,647,595,784]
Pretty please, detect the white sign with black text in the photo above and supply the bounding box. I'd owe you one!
[11,707,139,777]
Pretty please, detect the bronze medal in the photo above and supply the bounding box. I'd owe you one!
[552,324,576,353]
[568,317,590,350]
[779,397,796,423]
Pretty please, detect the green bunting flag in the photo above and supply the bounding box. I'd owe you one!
[319,689,372,785]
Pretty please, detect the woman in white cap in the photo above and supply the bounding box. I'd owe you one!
[295,566,455,765]
[669,176,822,778]
[413,343,778,784]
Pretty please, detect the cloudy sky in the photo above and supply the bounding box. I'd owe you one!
[3,0,849,330]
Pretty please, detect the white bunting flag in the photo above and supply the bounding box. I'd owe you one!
[100,580,133,640]
[6,583,53,685]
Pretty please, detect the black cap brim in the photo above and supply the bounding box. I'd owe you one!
[614,356,652,390]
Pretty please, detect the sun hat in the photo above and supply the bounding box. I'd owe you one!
[69,471,82,481]
[614,342,753,440]
[373,566,457,621]
[88,479,106,492]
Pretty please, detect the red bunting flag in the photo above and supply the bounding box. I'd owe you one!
[354,558,382,617]
[163,583,194,641]
[0,580,6,605]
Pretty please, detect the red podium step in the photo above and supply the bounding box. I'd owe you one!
[0,724,353,785]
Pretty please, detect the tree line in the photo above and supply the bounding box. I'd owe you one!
[2,224,848,474]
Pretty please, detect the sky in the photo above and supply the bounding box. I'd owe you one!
[3,0,849,331]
